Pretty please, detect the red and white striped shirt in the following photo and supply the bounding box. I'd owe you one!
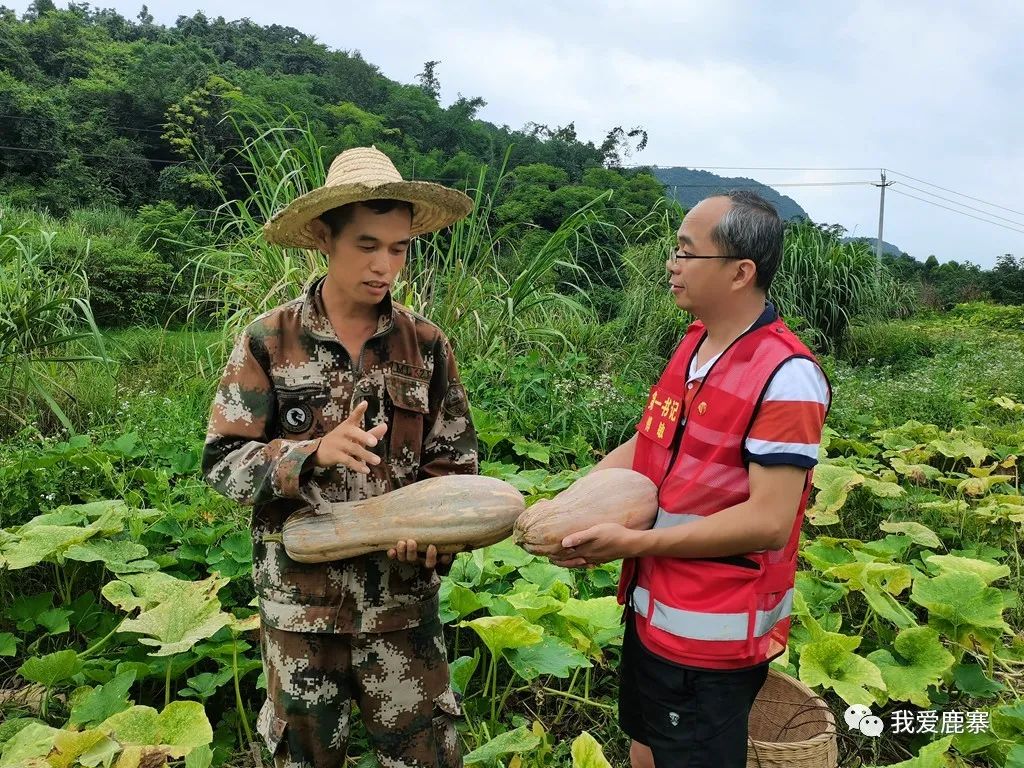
[685,349,829,469]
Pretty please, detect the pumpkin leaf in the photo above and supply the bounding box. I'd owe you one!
[879,521,943,549]
[65,540,153,574]
[0,718,44,747]
[100,700,212,756]
[571,731,612,768]
[1005,745,1024,768]
[483,539,536,569]
[807,465,864,525]
[439,582,486,623]
[929,437,989,466]
[794,573,848,616]
[37,607,73,635]
[460,616,543,657]
[449,651,480,696]
[47,728,111,768]
[952,663,1004,698]
[154,700,214,751]
[101,572,196,613]
[115,575,234,657]
[0,722,55,767]
[70,670,137,727]
[503,591,565,623]
[18,649,82,688]
[463,727,541,765]
[924,554,1010,585]
[2,525,97,569]
[911,571,1008,651]
[863,586,920,629]
[868,735,954,768]
[862,478,905,498]
[860,535,912,562]
[866,627,954,706]
[518,561,575,590]
[559,596,624,631]
[797,632,885,706]
[801,538,857,570]
[889,457,944,484]
[184,744,214,768]
[504,469,550,494]
[826,561,913,595]
[179,669,232,700]
[505,636,591,680]
[0,632,17,657]
[957,475,1014,496]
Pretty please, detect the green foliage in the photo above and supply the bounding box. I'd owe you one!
[843,321,936,369]
[60,234,176,327]
[1,10,1023,762]
[945,301,1024,331]
[0,211,106,434]
[773,221,917,352]
[2,314,1024,767]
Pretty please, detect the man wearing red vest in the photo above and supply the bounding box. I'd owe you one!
[557,191,831,768]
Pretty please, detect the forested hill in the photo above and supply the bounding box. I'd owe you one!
[0,3,664,221]
[651,167,809,221]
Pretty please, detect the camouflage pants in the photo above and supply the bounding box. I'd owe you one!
[256,617,461,768]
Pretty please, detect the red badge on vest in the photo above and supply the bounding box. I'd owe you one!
[638,385,683,448]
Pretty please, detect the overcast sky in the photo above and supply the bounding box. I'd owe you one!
[13,0,1023,266]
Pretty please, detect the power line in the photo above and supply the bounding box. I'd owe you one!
[620,164,881,172]
[885,168,1024,218]
[664,181,875,188]
[0,144,183,165]
[0,113,167,135]
[891,180,1024,228]
[625,162,1024,221]
[888,188,1024,236]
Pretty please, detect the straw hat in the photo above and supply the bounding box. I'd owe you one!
[263,146,473,248]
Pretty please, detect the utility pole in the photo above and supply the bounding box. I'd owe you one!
[873,170,894,272]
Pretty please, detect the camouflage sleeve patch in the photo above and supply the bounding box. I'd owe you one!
[442,384,469,418]
[418,337,478,480]
[202,329,321,505]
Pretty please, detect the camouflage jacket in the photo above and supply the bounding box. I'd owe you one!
[202,277,478,634]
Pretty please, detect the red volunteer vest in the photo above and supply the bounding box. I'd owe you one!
[619,313,823,670]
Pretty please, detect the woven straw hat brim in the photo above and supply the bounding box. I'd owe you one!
[263,181,473,248]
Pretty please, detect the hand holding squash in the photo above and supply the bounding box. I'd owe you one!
[513,468,659,558]
[387,540,452,569]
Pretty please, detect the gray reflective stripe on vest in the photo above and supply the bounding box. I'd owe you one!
[631,586,794,642]
[652,508,705,529]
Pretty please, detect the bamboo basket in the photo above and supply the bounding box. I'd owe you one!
[746,668,839,768]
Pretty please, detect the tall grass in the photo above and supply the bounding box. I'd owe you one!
[0,208,107,434]
[185,107,327,340]
[772,221,917,351]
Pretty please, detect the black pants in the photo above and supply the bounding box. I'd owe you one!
[619,616,769,768]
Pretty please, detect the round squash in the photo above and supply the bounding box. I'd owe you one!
[513,467,658,556]
[282,474,526,563]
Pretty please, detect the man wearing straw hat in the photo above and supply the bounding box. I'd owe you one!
[203,147,478,767]
[548,192,831,768]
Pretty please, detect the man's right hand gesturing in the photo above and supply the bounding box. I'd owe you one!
[313,400,388,474]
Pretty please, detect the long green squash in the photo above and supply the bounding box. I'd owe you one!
[513,467,658,556]
[282,474,525,563]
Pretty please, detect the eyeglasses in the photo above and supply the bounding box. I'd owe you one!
[667,248,747,264]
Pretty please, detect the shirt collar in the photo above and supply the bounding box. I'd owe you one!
[300,276,396,343]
